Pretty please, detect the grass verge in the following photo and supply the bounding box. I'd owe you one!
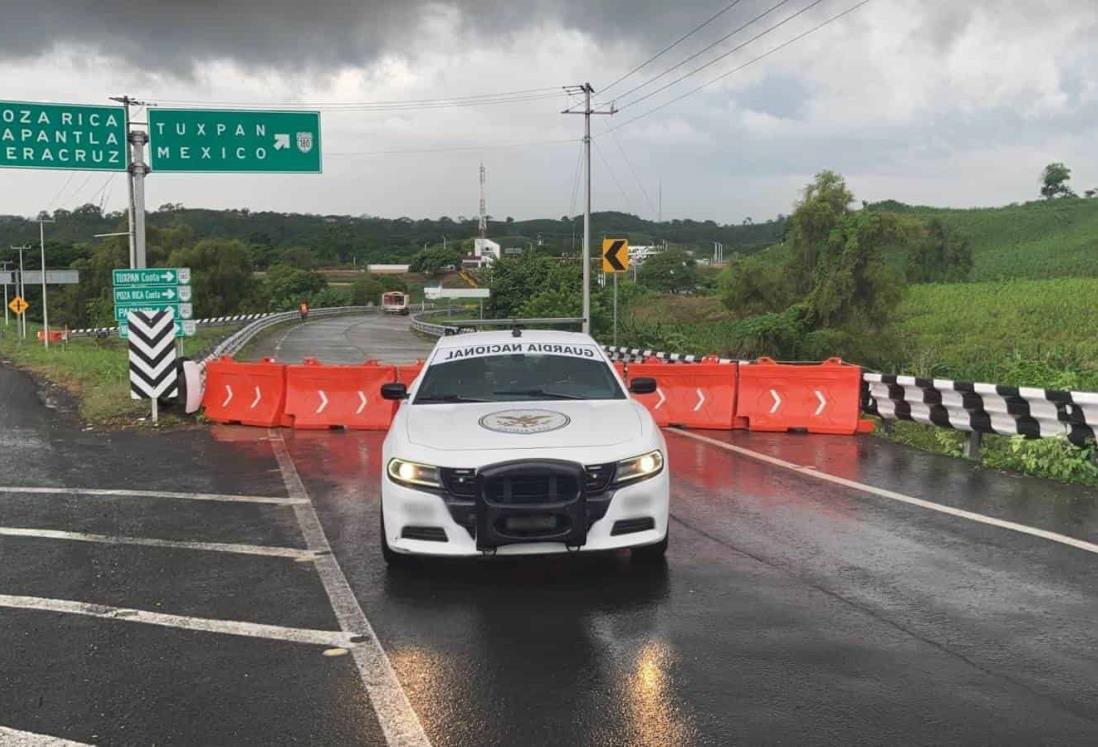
[0,322,240,428]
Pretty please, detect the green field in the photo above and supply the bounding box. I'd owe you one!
[875,198,1098,281]
[893,277,1098,390]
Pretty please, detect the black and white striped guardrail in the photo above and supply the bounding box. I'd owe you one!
[67,313,273,339]
[862,373,1098,447]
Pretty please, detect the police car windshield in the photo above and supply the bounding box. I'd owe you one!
[415,343,625,404]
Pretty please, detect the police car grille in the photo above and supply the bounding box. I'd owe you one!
[485,473,580,505]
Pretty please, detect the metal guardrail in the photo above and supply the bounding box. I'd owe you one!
[410,311,459,338]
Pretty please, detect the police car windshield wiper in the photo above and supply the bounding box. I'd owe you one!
[416,394,489,403]
[493,388,583,400]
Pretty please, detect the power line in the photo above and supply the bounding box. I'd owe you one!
[606,126,656,215]
[617,0,825,112]
[607,0,873,133]
[593,138,633,213]
[607,0,796,108]
[600,0,748,95]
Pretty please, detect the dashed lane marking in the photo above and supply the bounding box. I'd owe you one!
[0,527,315,560]
[668,429,1098,557]
[269,430,432,747]
[0,486,306,505]
[0,594,357,648]
[0,725,91,746]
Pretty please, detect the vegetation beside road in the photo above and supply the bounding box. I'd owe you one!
[0,323,237,426]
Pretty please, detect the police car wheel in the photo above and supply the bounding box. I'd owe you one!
[631,533,668,562]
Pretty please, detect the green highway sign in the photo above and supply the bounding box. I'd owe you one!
[1,100,127,171]
[113,286,192,304]
[149,109,321,173]
[112,268,191,287]
[115,302,192,322]
[119,318,196,339]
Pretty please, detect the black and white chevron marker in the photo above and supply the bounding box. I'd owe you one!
[128,310,178,401]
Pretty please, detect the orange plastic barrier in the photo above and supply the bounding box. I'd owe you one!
[626,357,739,430]
[283,358,399,430]
[203,356,287,427]
[737,357,863,434]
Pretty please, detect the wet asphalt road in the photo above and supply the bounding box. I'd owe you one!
[3,316,1098,744]
[243,312,436,365]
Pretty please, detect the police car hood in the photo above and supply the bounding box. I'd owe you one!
[404,400,643,451]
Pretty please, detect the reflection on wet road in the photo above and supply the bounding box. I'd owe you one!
[279,427,1098,745]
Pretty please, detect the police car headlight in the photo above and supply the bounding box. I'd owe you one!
[387,458,442,489]
[613,450,664,486]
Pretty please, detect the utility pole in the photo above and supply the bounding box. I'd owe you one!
[34,215,56,348]
[1,259,11,328]
[109,96,150,268]
[11,245,28,339]
[563,83,615,334]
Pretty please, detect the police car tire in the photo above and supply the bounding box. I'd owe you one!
[631,533,668,562]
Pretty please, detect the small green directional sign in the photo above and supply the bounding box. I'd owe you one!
[113,286,191,304]
[119,318,196,339]
[114,302,193,322]
[148,109,321,173]
[0,100,127,172]
[112,268,190,287]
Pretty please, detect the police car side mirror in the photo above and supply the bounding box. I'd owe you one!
[381,383,408,401]
[629,377,657,395]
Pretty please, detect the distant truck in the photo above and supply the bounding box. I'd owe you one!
[382,291,410,315]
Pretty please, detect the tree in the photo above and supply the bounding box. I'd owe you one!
[1040,162,1074,200]
[720,256,795,316]
[262,263,326,310]
[786,170,855,293]
[168,239,259,317]
[637,248,698,293]
[905,219,972,283]
[409,245,461,275]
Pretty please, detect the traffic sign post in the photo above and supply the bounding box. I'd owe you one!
[113,267,194,337]
[602,238,630,347]
[0,101,128,172]
[148,109,322,173]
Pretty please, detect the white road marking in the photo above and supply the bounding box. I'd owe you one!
[0,486,305,505]
[0,594,356,648]
[694,388,705,412]
[668,429,1098,557]
[269,431,431,747]
[357,391,368,415]
[0,725,90,746]
[222,384,233,408]
[814,389,827,416]
[0,527,315,560]
[251,385,262,409]
[316,390,329,414]
[769,389,782,414]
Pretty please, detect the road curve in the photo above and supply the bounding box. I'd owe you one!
[243,312,436,364]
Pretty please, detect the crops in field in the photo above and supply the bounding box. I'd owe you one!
[894,277,1098,390]
[881,198,1098,281]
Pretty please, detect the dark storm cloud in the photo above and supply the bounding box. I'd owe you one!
[0,0,723,75]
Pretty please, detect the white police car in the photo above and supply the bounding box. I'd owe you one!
[379,329,669,564]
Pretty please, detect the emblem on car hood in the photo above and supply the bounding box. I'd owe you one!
[479,409,571,435]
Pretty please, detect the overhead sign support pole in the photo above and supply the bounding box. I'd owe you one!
[131,130,149,269]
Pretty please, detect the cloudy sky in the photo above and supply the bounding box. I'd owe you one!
[1,0,1096,223]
